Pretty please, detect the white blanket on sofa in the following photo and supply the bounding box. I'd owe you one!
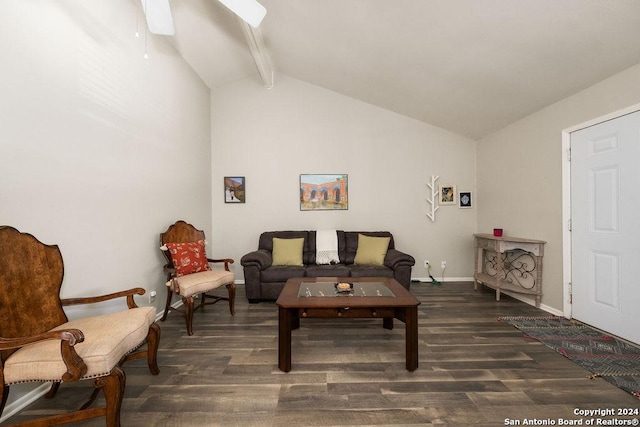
[316,230,340,265]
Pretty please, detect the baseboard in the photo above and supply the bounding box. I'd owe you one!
[0,382,52,424]
[499,290,562,316]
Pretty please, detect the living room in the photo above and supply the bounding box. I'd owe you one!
[3,0,640,422]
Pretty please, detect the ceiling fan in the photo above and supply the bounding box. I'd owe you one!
[140,0,267,35]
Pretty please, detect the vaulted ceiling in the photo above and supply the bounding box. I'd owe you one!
[167,0,640,140]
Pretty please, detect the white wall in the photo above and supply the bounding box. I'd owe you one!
[477,62,640,311]
[0,0,211,415]
[211,75,477,282]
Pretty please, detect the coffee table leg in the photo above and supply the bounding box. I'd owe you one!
[278,307,292,372]
[292,311,300,330]
[383,317,393,330]
[405,306,418,371]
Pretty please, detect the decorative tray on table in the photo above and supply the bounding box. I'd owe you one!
[334,282,354,293]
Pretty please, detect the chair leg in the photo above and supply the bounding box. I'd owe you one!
[2,371,126,426]
[226,282,236,316]
[147,322,161,375]
[95,367,126,427]
[160,287,174,321]
[45,381,60,398]
[80,387,102,410]
[183,296,195,336]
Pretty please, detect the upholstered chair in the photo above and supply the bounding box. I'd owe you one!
[160,220,235,336]
[0,226,160,426]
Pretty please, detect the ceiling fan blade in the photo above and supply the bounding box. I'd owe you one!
[141,0,175,35]
[218,0,266,28]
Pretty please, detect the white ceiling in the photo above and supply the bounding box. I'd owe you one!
[167,0,640,140]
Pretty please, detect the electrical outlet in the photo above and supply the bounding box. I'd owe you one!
[441,261,447,269]
[149,290,157,303]
[424,260,430,269]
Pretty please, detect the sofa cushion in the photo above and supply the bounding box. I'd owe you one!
[344,232,394,264]
[259,231,312,264]
[354,234,390,265]
[350,265,394,279]
[4,307,156,384]
[272,237,304,266]
[305,264,351,277]
[261,266,307,283]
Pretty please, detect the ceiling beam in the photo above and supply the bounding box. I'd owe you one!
[239,20,274,89]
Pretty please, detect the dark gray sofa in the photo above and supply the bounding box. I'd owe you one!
[240,230,415,302]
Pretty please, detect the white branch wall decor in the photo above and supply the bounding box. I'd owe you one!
[426,175,439,222]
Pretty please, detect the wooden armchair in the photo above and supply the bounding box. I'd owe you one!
[160,220,235,335]
[0,226,160,426]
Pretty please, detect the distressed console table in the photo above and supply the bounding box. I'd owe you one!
[473,233,545,307]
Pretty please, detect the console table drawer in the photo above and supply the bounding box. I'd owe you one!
[300,307,396,319]
[500,241,542,256]
[475,234,543,256]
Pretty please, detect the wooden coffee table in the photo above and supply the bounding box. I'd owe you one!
[275,277,421,372]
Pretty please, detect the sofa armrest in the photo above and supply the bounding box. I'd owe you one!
[241,249,272,270]
[384,249,415,270]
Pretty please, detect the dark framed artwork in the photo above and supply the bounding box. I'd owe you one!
[459,191,472,208]
[300,174,348,211]
[224,176,245,203]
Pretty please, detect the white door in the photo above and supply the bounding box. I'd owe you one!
[571,110,640,345]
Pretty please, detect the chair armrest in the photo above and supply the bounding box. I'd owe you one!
[240,249,272,270]
[207,258,235,272]
[0,329,84,350]
[384,249,416,269]
[0,329,88,382]
[60,287,146,309]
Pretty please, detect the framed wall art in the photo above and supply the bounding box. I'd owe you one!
[438,184,456,205]
[459,191,472,208]
[300,174,348,211]
[224,176,245,203]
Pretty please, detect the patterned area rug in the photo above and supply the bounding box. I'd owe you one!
[499,315,640,399]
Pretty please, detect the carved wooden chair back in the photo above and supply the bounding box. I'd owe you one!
[159,220,206,277]
[0,226,68,363]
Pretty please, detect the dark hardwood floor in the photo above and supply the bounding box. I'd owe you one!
[7,281,640,426]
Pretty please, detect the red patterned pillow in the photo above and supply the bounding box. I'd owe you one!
[164,240,212,277]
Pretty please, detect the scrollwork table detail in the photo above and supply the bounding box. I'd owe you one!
[473,233,546,307]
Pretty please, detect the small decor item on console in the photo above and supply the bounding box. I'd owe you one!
[493,228,503,237]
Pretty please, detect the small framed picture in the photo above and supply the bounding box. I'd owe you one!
[438,184,456,205]
[224,176,245,203]
[459,191,472,208]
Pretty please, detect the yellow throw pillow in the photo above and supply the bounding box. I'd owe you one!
[272,237,304,266]
[354,234,390,266]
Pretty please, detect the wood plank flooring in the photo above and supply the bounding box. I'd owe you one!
[7,282,640,426]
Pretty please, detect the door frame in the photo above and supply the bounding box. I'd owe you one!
[561,102,640,319]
